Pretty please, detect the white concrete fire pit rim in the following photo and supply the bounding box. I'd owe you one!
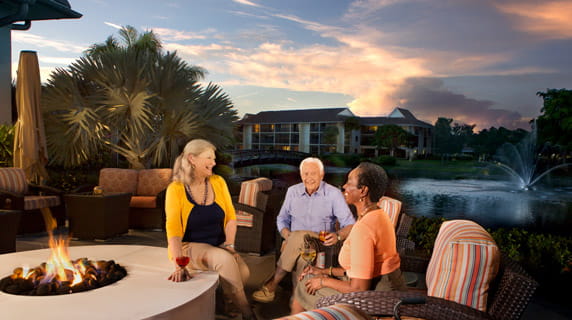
[0,245,219,320]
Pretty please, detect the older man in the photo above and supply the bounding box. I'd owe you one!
[252,157,355,303]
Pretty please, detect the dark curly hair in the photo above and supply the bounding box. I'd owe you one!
[356,162,388,203]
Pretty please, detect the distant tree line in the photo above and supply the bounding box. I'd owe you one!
[432,88,572,160]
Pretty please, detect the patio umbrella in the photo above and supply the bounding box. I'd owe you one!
[13,50,48,184]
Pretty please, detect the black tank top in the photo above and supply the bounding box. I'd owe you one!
[182,188,225,246]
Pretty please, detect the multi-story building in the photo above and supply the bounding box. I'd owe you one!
[236,107,432,157]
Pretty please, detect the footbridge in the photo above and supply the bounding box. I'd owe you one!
[228,150,311,168]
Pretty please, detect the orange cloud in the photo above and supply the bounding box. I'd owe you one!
[495,1,572,39]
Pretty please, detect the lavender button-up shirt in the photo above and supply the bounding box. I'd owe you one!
[276,181,355,233]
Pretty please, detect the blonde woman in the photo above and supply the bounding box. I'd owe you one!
[165,139,255,319]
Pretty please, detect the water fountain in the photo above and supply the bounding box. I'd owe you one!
[494,125,571,190]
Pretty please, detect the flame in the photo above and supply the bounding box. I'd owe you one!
[24,208,87,286]
[42,235,84,286]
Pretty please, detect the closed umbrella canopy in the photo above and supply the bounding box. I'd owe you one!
[13,50,48,184]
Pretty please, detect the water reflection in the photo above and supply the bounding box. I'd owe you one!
[397,178,572,233]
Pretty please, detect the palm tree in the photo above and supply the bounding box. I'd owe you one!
[42,26,236,169]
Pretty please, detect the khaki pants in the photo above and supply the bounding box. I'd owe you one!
[277,230,319,272]
[182,242,249,300]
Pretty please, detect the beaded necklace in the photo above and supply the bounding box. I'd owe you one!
[185,178,209,205]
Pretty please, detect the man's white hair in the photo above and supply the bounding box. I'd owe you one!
[299,157,324,173]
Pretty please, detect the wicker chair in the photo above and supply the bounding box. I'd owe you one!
[234,177,277,255]
[317,220,539,320]
[0,167,65,234]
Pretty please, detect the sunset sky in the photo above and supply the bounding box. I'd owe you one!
[10,0,572,131]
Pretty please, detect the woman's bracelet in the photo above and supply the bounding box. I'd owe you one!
[329,266,333,277]
[223,243,235,249]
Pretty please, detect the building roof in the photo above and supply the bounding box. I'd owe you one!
[0,0,81,27]
[360,107,433,128]
[238,108,354,124]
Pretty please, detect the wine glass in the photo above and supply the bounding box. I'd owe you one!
[175,256,191,281]
[299,245,317,268]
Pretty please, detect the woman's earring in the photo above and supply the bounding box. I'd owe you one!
[191,164,196,169]
[359,197,364,202]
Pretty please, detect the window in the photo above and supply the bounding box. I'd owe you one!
[253,124,260,133]
[261,133,274,144]
[260,124,274,132]
[276,133,289,143]
[291,134,299,143]
[275,124,291,132]
[310,133,320,144]
[251,133,260,143]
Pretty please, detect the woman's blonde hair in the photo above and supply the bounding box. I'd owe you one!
[172,139,216,185]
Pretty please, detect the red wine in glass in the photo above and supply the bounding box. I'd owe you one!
[176,256,190,268]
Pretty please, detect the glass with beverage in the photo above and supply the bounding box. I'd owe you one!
[175,255,192,281]
[299,244,317,267]
[319,219,330,242]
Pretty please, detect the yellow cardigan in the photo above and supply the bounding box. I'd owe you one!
[165,174,236,240]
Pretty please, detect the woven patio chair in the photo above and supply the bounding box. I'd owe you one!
[317,220,539,320]
[0,167,65,234]
[233,177,277,255]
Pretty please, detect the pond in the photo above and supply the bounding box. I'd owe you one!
[234,164,572,234]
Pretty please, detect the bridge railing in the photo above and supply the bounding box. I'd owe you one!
[228,149,311,167]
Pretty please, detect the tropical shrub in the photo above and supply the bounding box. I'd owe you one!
[41,26,237,169]
[0,124,14,166]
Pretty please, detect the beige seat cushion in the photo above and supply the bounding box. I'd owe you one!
[99,168,139,194]
[136,169,172,196]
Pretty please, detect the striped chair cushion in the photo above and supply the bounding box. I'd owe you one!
[426,220,500,312]
[24,195,61,210]
[276,304,371,320]
[136,169,172,196]
[0,167,28,194]
[236,177,272,228]
[99,168,139,194]
[377,196,402,228]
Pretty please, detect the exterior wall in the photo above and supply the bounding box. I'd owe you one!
[0,27,11,124]
[242,125,252,149]
[299,123,310,153]
[336,122,344,153]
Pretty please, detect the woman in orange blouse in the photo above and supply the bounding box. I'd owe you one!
[290,162,406,313]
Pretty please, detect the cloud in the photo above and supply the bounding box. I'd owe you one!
[393,77,531,130]
[232,0,261,8]
[104,22,122,30]
[11,33,86,53]
[152,28,209,41]
[494,1,572,39]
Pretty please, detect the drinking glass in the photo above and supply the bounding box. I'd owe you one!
[175,256,191,281]
[319,219,330,243]
[299,245,317,268]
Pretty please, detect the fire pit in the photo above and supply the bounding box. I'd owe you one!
[0,245,219,320]
[1,233,127,296]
